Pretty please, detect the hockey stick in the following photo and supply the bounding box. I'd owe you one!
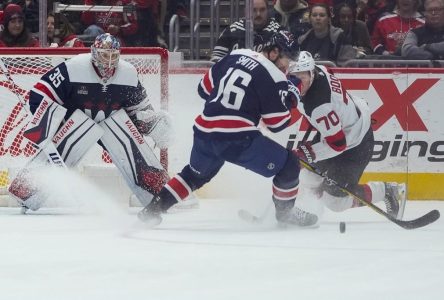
[238,124,314,224]
[238,202,273,224]
[299,159,440,230]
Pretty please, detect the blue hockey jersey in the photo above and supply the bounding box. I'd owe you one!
[195,48,291,140]
[29,53,149,122]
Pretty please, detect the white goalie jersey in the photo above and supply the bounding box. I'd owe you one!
[296,65,371,161]
[29,53,150,122]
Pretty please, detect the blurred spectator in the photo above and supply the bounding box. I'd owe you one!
[371,0,424,55]
[2,0,39,33]
[401,0,444,59]
[357,0,395,34]
[165,0,188,27]
[133,0,159,20]
[125,0,167,47]
[271,0,311,40]
[0,11,4,30]
[47,12,85,47]
[211,0,281,62]
[80,0,138,46]
[333,2,372,56]
[23,0,38,33]
[0,3,39,46]
[298,3,357,64]
[307,0,333,7]
[48,0,84,35]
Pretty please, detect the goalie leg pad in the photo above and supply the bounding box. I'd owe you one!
[8,149,50,210]
[8,109,103,210]
[99,109,169,206]
[53,109,104,167]
[135,110,174,149]
[23,98,67,146]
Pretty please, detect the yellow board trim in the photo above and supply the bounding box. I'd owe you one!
[361,173,444,200]
[0,170,9,188]
[197,172,444,200]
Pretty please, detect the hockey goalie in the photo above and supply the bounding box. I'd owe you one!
[8,33,173,212]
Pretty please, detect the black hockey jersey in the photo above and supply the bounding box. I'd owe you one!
[210,18,282,63]
[195,48,291,140]
[29,53,149,122]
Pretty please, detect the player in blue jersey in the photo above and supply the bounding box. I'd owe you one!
[138,30,318,227]
[9,33,173,212]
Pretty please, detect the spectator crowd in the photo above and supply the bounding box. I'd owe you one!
[0,0,443,65]
[211,0,444,65]
[0,0,180,48]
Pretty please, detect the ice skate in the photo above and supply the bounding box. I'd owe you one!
[169,194,199,212]
[19,203,29,215]
[137,195,164,227]
[384,182,405,218]
[276,206,318,227]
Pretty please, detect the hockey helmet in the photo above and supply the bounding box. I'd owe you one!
[289,51,316,90]
[289,51,315,73]
[266,30,299,58]
[91,33,121,80]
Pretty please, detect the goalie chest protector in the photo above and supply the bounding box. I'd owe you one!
[29,53,147,122]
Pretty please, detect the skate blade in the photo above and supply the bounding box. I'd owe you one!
[397,183,407,220]
[137,217,162,228]
[277,222,320,230]
[137,211,162,228]
[238,209,263,224]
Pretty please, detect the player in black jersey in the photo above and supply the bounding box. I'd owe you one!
[210,0,282,62]
[289,51,405,218]
[138,31,318,227]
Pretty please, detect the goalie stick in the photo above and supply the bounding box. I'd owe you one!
[299,159,440,230]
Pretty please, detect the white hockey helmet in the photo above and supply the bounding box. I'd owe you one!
[91,33,121,81]
[289,51,316,88]
[289,51,315,73]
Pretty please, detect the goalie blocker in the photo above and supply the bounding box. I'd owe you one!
[9,103,168,210]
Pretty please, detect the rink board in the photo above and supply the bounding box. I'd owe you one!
[169,68,444,200]
[1,68,443,200]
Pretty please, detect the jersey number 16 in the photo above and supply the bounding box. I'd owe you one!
[211,68,252,110]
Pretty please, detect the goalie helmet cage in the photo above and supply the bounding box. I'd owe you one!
[0,47,169,203]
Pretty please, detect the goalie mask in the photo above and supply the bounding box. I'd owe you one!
[91,33,121,81]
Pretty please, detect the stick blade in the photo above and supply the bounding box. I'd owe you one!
[238,209,262,224]
[396,209,440,230]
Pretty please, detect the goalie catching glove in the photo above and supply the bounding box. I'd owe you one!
[134,110,174,149]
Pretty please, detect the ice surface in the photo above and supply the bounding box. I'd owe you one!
[2,72,442,299]
[1,197,443,300]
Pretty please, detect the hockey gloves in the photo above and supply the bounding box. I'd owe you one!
[294,142,316,163]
